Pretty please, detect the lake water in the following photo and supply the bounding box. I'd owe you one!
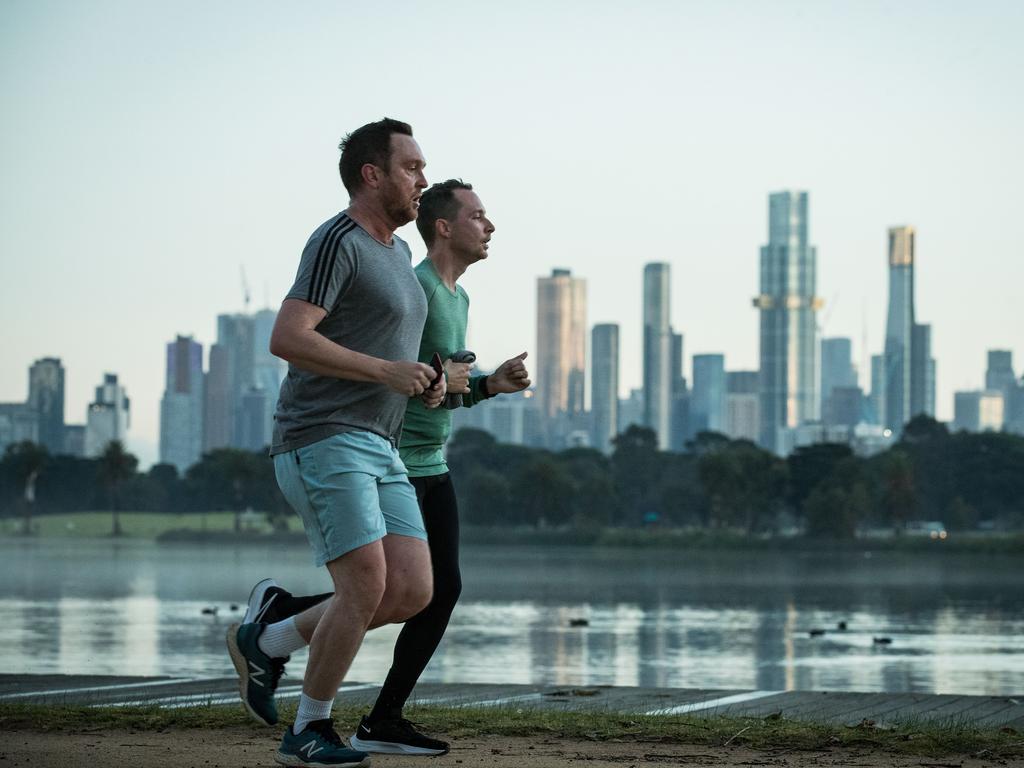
[1,538,1023,696]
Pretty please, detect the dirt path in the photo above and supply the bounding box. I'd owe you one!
[1,728,1020,768]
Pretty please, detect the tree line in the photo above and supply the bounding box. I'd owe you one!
[2,415,1022,538]
[446,415,1024,537]
[0,441,291,534]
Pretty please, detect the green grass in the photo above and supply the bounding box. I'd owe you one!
[0,702,1020,758]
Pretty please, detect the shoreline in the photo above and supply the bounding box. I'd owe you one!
[3,516,1023,554]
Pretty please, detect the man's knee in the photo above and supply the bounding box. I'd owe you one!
[351,572,388,619]
[390,570,433,622]
[327,545,388,620]
[433,568,462,613]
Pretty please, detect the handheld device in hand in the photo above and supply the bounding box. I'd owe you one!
[445,349,477,409]
[429,352,444,389]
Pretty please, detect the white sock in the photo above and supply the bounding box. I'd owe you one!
[293,693,333,734]
[257,617,307,658]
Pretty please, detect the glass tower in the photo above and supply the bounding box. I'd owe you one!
[643,263,672,449]
[883,226,915,431]
[160,335,204,471]
[590,323,619,453]
[883,226,936,432]
[692,353,727,435]
[755,191,821,452]
[28,357,65,454]
[535,269,587,442]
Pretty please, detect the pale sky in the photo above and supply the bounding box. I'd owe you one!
[2,0,1022,467]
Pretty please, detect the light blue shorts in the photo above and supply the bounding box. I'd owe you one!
[273,430,427,567]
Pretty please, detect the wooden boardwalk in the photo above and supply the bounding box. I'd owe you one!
[1,675,1022,729]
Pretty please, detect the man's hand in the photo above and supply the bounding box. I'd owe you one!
[444,359,472,394]
[487,351,531,394]
[381,360,434,396]
[421,371,447,409]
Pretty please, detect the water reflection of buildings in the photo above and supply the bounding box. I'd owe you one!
[6,542,1024,697]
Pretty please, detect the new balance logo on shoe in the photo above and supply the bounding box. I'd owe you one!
[301,740,324,758]
[249,660,266,686]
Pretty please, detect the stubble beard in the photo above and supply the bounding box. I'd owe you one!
[385,201,416,226]
[381,181,417,227]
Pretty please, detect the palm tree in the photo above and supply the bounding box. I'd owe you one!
[3,442,49,535]
[97,441,138,537]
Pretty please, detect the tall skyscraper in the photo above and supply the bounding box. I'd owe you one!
[84,373,130,457]
[670,331,686,397]
[869,353,885,426]
[239,386,268,450]
[986,350,1016,396]
[821,338,858,427]
[590,324,619,453]
[28,357,65,453]
[204,343,232,451]
[691,354,727,435]
[253,308,285,443]
[216,313,257,447]
[725,370,760,442]
[755,191,822,452]
[159,335,204,471]
[985,350,1016,431]
[535,269,586,443]
[883,226,936,432]
[883,226,915,432]
[669,330,689,452]
[821,338,856,398]
[643,263,672,449]
[910,322,936,418]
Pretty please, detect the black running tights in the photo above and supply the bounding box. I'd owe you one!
[369,472,462,721]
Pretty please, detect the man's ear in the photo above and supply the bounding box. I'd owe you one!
[436,218,452,240]
[361,163,381,189]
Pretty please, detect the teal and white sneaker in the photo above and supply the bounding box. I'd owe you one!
[276,719,370,767]
[226,622,287,726]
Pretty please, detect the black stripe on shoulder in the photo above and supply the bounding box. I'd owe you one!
[306,214,352,305]
[313,219,357,307]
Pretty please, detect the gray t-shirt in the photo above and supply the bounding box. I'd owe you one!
[271,211,428,455]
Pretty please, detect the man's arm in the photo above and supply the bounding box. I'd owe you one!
[270,298,434,397]
[463,351,531,406]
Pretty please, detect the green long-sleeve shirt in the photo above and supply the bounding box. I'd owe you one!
[399,258,488,477]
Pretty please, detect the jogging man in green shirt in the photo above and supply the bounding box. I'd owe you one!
[232,179,531,756]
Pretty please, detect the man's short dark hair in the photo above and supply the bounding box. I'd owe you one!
[416,179,474,248]
[338,118,413,194]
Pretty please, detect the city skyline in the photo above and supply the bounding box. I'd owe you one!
[2,2,1022,465]
[4,282,1021,466]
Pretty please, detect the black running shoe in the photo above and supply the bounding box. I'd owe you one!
[244,578,333,625]
[278,719,369,767]
[349,715,449,755]
[226,622,288,726]
[243,578,291,625]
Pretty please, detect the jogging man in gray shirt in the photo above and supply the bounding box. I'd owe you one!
[226,118,442,768]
